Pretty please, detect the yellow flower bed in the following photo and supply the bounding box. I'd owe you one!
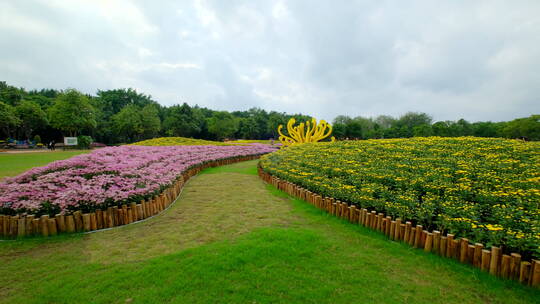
[131,137,234,146]
[259,137,540,258]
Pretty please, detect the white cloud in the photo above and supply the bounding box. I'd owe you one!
[155,62,201,70]
[0,0,539,122]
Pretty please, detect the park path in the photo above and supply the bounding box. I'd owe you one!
[0,160,300,264]
[81,160,300,263]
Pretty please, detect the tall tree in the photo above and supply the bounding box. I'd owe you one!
[48,89,96,136]
[15,100,48,140]
[236,117,260,139]
[502,115,540,140]
[97,88,156,115]
[112,104,143,142]
[0,101,20,138]
[374,115,397,129]
[207,111,238,140]
[412,124,433,137]
[472,121,501,138]
[456,119,473,136]
[0,81,24,106]
[140,104,161,139]
[267,112,288,139]
[112,104,162,142]
[332,115,351,139]
[162,103,202,137]
[396,112,433,129]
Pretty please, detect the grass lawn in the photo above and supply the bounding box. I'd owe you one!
[0,150,89,179]
[0,160,538,303]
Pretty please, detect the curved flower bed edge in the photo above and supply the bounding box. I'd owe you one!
[257,166,540,288]
[0,154,264,239]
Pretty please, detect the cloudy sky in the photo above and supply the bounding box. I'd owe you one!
[1,0,539,122]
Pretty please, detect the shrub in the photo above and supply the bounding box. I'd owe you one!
[77,135,93,149]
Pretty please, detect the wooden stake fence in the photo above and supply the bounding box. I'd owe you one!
[0,154,262,240]
[257,167,540,288]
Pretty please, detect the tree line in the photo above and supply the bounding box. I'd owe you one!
[0,81,538,144]
[332,113,539,141]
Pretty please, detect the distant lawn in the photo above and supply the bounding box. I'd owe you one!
[0,150,89,179]
[0,160,538,304]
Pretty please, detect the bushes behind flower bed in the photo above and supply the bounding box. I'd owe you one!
[259,137,540,259]
[0,144,276,216]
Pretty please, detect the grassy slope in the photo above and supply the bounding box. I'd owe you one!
[0,161,538,303]
[0,150,89,179]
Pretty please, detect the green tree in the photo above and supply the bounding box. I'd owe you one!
[332,115,352,139]
[25,95,55,111]
[0,81,24,106]
[140,104,161,139]
[254,108,275,138]
[94,88,161,144]
[162,103,202,137]
[112,104,143,142]
[502,115,540,140]
[236,117,260,139]
[97,88,156,114]
[0,101,20,138]
[207,111,238,140]
[456,119,473,136]
[374,115,397,129]
[396,112,433,128]
[49,89,96,136]
[15,100,48,140]
[344,116,375,139]
[432,121,452,137]
[472,122,501,138]
[412,124,433,137]
[267,112,288,139]
[112,104,162,142]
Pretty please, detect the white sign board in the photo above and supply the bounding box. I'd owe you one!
[64,137,78,146]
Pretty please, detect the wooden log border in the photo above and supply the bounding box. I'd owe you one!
[0,154,264,240]
[257,167,540,288]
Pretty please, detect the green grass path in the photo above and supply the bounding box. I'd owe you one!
[0,160,538,303]
[0,150,89,179]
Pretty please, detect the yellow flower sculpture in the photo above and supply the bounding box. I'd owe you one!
[278,118,335,146]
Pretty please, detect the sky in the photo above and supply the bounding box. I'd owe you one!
[1,0,539,122]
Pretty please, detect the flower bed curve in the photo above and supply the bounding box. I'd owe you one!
[0,144,276,217]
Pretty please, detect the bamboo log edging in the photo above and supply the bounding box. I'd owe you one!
[257,167,540,288]
[0,154,264,241]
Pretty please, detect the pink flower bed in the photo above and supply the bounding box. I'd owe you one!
[0,144,276,216]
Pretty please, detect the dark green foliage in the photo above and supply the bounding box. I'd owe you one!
[207,111,238,140]
[111,104,161,142]
[0,81,538,143]
[14,100,48,140]
[0,81,24,106]
[48,89,96,136]
[77,135,93,149]
[332,113,538,140]
[162,103,203,137]
[0,101,20,138]
[502,115,540,140]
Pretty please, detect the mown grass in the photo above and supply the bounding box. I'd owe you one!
[0,160,538,303]
[0,150,89,179]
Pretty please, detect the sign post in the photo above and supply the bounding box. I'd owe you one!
[64,137,78,146]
